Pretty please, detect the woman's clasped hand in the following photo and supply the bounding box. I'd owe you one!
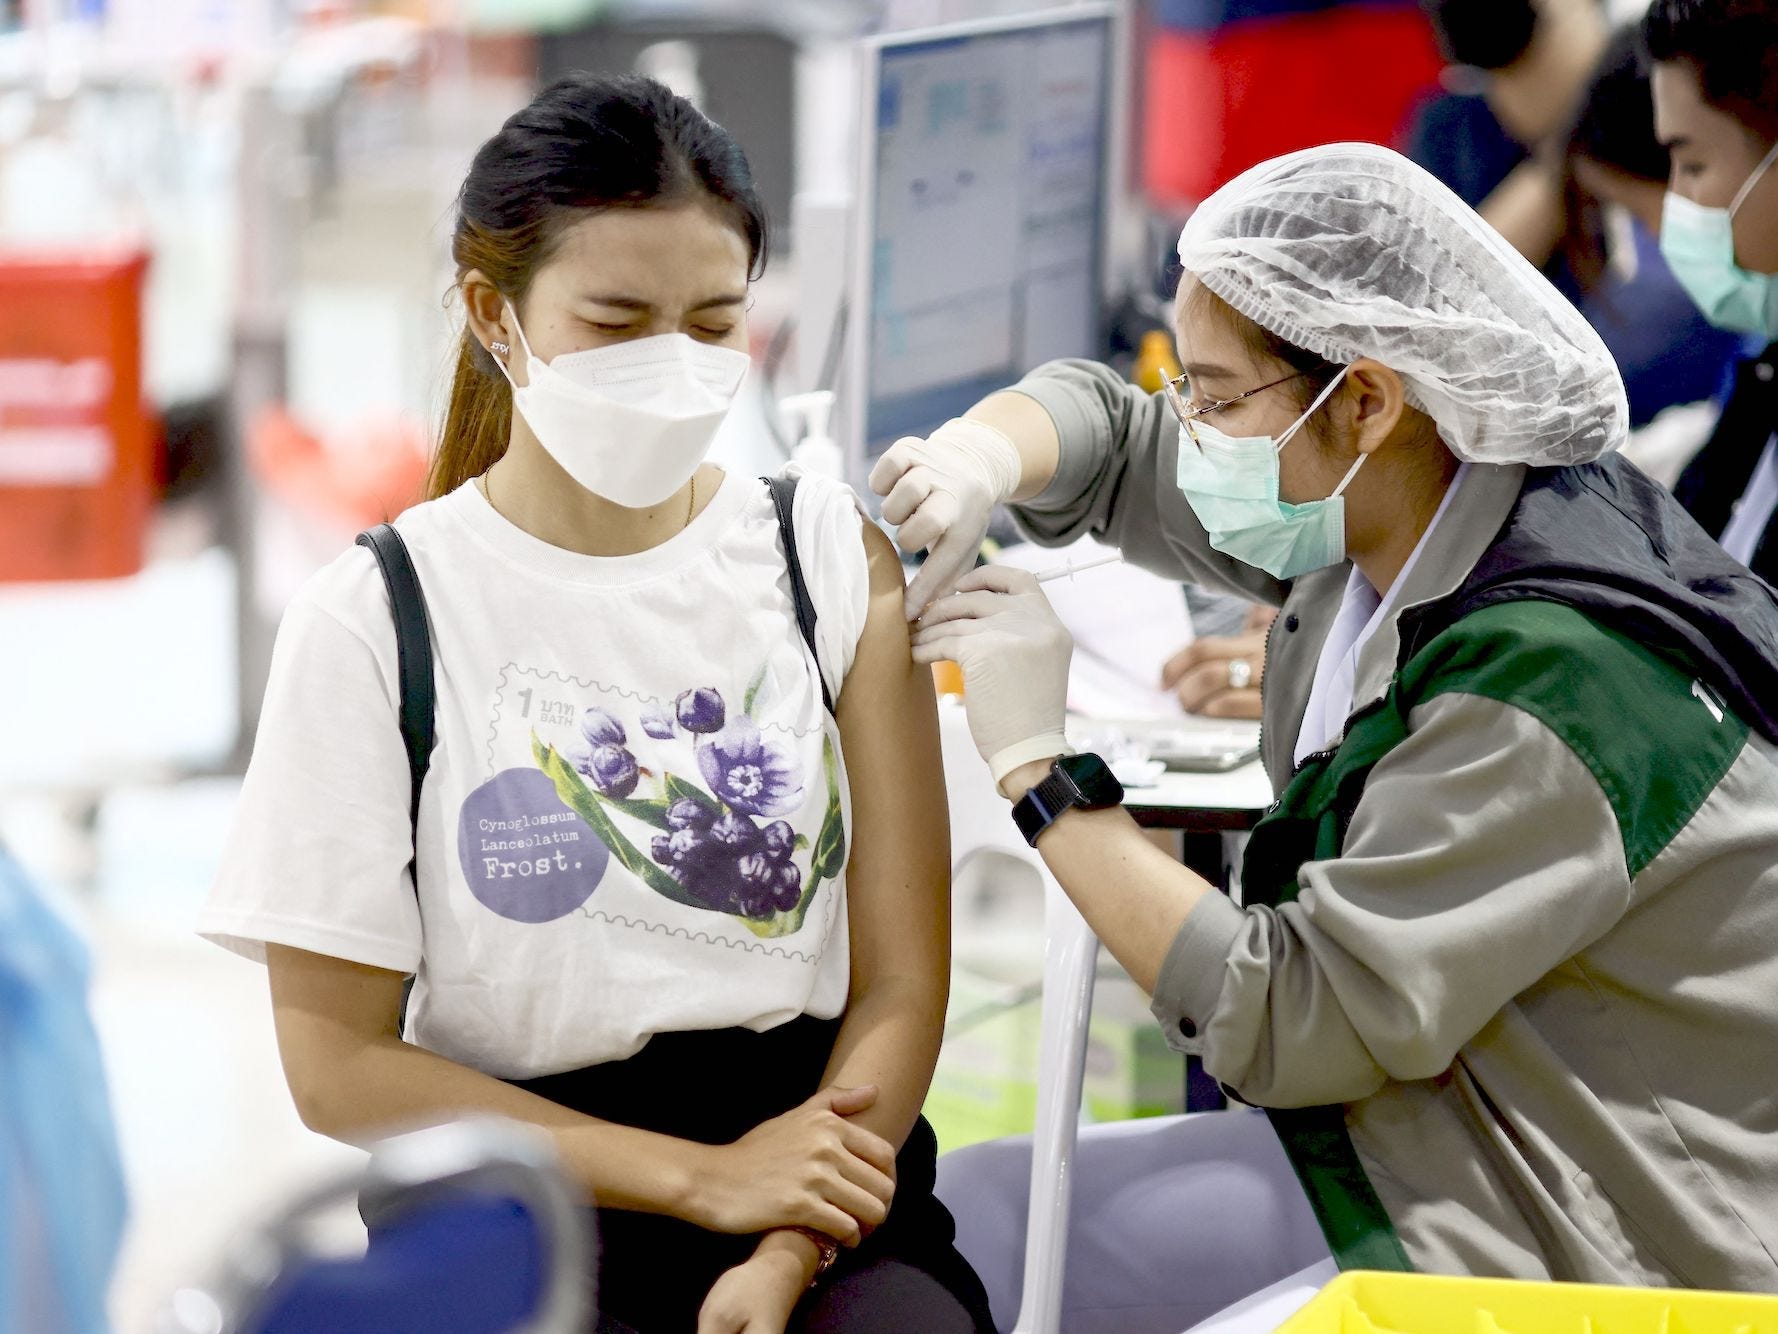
[689,1085,896,1245]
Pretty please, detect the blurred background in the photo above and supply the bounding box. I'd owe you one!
[0,0,1729,1327]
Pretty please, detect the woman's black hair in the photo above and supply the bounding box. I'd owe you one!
[433,73,770,498]
[459,72,769,285]
[1644,0,1778,141]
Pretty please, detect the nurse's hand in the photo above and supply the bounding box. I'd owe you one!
[869,418,1022,620]
[911,567,1073,788]
[690,1085,896,1245]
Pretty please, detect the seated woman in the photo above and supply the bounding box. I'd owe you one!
[199,74,991,1334]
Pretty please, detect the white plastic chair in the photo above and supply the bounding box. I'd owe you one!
[937,701,1102,1334]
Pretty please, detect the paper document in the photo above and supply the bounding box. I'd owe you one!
[993,536,1191,719]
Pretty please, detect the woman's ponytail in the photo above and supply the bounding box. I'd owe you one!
[430,334,513,500]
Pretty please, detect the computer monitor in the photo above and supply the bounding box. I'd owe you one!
[844,4,1122,485]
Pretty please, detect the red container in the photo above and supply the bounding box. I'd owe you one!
[0,247,153,581]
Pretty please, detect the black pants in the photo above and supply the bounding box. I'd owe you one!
[513,1017,995,1334]
[595,1256,984,1334]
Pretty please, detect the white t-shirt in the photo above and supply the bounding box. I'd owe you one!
[199,466,870,1080]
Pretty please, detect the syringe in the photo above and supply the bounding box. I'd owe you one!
[1032,553,1126,584]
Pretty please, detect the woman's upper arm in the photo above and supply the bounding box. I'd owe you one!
[266,943,407,1125]
[834,522,950,991]
[267,942,406,1041]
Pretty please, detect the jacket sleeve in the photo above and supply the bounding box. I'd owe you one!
[1005,358,1287,607]
[1148,690,1633,1108]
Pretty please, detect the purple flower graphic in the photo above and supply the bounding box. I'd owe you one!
[676,687,726,735]
[697,717,804,817]
[646,802,804,919]
[641,702,678,741]
[652,826,711,869]
[535,693,834,930]
[561,736,597,779]
[708,810,763,853]
[587,744,640,800]
[666,798,716,831]
[579,707,627,749]
[738,852,803,915]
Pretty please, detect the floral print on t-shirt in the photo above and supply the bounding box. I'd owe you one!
[528,674,844,940]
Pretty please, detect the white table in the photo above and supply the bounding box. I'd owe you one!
[1123,760,1274,832]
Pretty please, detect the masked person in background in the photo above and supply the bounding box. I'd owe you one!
[1411,0,1744,430]
[875,143,1778,1301]
[1647,0,1778,584]
[198,74,991,1334]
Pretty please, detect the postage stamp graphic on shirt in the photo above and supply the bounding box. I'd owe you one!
[461,663,846,942]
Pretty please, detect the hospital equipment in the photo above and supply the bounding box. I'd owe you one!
[842,5,1126,489]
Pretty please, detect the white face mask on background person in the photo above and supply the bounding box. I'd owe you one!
[1660,139,1778,339]
[494,303,752,509]
[1173,367,1362,581]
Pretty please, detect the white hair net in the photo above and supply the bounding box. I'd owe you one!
[1176,143,1628,466]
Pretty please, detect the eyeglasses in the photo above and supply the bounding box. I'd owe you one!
[1162,369,1310,448]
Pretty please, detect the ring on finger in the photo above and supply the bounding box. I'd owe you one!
[1227,657,1254,691]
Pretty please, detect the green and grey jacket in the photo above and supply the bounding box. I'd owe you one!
[1009,359,1778,1290]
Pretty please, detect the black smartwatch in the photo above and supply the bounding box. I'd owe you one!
[1012,753,1125,847]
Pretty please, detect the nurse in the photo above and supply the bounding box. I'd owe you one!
[875,144,1778,1288]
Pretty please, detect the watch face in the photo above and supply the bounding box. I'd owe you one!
[1058,752,1123,807]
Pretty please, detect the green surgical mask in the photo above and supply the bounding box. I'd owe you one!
[1174,367,1362,581]
[1660,139,1778,338]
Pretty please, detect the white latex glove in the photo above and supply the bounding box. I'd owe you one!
[868,417,1022,620]
[910,566,1073,786]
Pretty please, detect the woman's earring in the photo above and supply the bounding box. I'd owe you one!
[490,341,510,356]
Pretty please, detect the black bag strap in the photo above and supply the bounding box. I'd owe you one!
[355,523,436,833]
[764,475,835,717]
[356,522,432,1035]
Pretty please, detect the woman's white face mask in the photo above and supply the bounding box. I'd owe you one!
[495,303,751,509]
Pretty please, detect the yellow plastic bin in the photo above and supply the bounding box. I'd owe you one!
[1279,1271,1778,1333]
